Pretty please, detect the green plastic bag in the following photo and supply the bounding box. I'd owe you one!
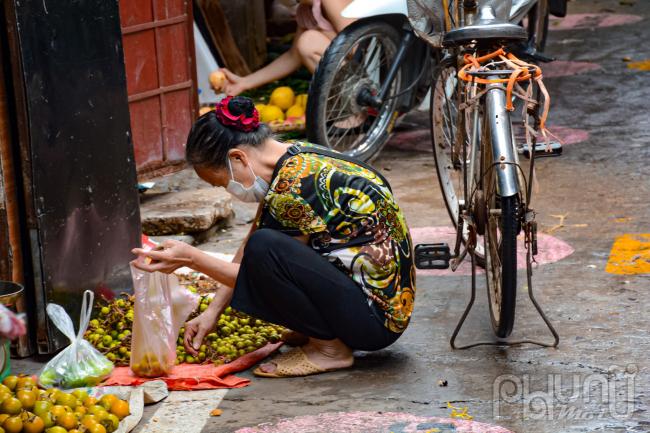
[39,290,114,388]
[0,339,9,382]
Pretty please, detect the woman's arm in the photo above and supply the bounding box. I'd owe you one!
[183,282,233,354]
[132,240,239,287]
[222,29,305,96]
[232,201,265,264]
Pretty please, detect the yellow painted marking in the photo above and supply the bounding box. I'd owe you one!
[447,402,474,420]
[606,234,650,275]
[627,60,650,71]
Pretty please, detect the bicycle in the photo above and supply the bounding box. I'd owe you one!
[415,2,560,349]
[306,0,560,162]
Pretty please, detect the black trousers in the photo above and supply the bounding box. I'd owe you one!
[232,229,401,351]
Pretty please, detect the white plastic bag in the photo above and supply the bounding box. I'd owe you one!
[129,265,198,377]
[39,290,114,388]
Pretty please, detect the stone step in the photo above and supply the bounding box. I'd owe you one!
[140,188,233,236]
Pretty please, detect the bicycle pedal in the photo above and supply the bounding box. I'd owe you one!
[519,141,562,158]
[415,243,451,270]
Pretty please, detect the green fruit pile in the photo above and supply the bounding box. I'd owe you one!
[84,294,133,366]
[0,375,129,433]
[176,296,284,365]
[84,282,285,367]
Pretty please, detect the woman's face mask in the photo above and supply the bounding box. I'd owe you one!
[226,157,269,202]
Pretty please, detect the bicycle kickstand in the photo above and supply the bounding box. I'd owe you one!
[449,244,560,350]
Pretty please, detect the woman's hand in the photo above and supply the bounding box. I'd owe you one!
[220,68,249,96]
[184,306,220,356]
[131,239,195,274]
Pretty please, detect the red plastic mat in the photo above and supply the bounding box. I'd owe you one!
[103,342,282,390]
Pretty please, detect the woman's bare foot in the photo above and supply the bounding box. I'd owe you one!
[281,330,309,346]
[259,337,354,373]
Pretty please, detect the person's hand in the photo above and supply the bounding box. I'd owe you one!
[184,307,220,356]
[131,239,195,274]
[220,68,249,96]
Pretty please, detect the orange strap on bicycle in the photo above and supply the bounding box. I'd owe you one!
[458,47,549,130]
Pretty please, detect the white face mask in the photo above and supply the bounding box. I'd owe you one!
[226,157,269,202]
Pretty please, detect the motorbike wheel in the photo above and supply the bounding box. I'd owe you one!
[306,20,403,162]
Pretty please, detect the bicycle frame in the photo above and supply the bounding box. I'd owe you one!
[485,82,519,198]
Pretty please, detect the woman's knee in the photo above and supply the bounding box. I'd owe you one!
[294,29,325,59]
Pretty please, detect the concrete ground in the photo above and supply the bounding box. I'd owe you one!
[15,0,650,431]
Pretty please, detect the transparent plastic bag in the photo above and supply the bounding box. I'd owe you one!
[39,290,114,388]
[129,264,198,377]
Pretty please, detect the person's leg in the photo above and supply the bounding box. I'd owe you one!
[233,229,400,372]
[293,29,333,73]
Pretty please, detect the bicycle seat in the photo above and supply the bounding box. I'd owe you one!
[443,6,527,47]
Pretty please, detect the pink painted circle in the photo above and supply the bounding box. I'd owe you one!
[234,411,514,433]
[542,60,601,78]
[410,226,574,276]
[512,124,589,146]
[550,13,642,30]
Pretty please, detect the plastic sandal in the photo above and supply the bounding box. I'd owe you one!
[253,347,348,378]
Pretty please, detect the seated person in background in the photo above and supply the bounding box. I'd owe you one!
[217,0,354,96]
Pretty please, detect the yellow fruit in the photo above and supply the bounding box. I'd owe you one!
[17,389,36,411]
[109,400,129,420]
[74,406,87,416]
[16,376,36,390]
[99,395,118,411]
[88,405,108,420]
[23,414,45,433]
[254,104,266,117]
[49,405,69,418]
[55,392,77,409]
[260,105,285,123]
[1,377,16,391]
[199,106,213,116]
[81,415,99,429]
[88,423,107,433]
[0,398,21,415]
[285,104,305,119]
[269,87,295,110]
[84,397,98,408]
[295,93,308,110]
[2,415,22,433]
[56,412,78,430]
[101,414,119,432]
[209,70,226,92]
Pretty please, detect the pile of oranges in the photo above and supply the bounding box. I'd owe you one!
[256,87,307,124]
[0,375,129,433]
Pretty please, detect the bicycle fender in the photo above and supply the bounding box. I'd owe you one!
[486,85,519,198]
[342,0,408,19]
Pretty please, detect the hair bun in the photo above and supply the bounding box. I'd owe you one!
[215,96,260,132]
[228,96,255,118]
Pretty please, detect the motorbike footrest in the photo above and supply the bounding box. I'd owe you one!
[415,243,451,270]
